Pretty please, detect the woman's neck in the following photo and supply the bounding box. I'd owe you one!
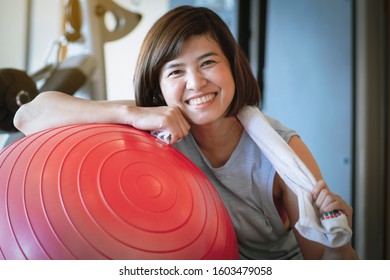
[191,117,243,168]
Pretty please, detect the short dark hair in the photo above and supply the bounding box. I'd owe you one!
[134,5,260,116]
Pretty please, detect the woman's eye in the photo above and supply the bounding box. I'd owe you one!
[168,70,182,77]
[202,60,216,67]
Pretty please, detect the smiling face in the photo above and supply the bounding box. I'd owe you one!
[159,35,235,126]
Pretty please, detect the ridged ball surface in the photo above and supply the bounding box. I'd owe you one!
[0,124,238,260]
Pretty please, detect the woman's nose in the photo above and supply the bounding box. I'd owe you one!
[186,71,207,91]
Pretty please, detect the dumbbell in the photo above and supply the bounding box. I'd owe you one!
[0,68,39,131]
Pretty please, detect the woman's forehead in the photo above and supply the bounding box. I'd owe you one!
[172,35,222,59]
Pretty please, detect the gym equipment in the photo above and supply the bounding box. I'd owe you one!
[0,124,239,260]
[0,0,142,132]
[0,69,39,131]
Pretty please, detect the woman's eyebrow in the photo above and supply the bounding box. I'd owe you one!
[163,62,185,71]
[197,51,219,61]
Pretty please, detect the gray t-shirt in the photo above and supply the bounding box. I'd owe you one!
[174,116,303,259]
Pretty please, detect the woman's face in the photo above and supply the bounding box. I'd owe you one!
[159,35,235,125]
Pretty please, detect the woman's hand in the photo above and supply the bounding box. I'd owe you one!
[125,105,191,144]
[311,180,353,227]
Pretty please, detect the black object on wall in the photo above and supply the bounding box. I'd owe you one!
[238,0,267,101]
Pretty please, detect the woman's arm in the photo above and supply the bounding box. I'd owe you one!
[278,135,358,259]
[13,91,133,134]
[14,91,190,143]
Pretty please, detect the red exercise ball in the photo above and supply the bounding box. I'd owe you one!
[0,124,239,260]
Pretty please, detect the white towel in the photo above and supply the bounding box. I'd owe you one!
[151,130,171,144]
[237,106,352,248]
[152,106,352,248]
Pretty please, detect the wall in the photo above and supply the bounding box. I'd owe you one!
[262,0,353,204]
[28,0,63,73]
[104,0,169,100]
[0,0,29,69]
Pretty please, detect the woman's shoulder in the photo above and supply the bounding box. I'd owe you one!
[265,114,298,143]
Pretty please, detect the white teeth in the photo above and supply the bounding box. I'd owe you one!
[188,93,215,106]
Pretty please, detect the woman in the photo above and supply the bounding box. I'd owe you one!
[14,6,358,259]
